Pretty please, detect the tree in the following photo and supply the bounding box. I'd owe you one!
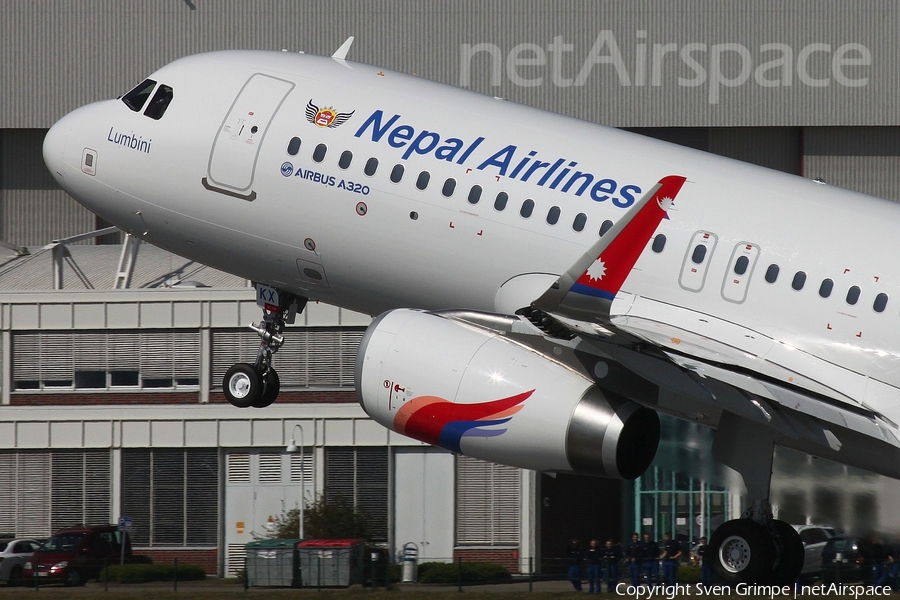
[271,494,370,540]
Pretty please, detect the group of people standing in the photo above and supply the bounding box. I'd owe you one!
[565,538,624,593]
[566,532,709,592]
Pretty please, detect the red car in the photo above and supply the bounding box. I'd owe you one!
[23,525,132,586]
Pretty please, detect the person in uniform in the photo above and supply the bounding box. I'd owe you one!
[642,533,660,584]
[566,538,584,591]
[602,538,623,592]
[660,532,682,585]
[697,536,713,588]
[627,532,642,586]
[585,539,602,593]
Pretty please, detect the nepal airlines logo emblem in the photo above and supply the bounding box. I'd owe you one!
[392,390,532,453]
[306,100,355,128]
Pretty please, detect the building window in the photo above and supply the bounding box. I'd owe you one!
[12,330,200,392]
[121,449,218,547]
[456,456,520,545]
[212,327,363,390]
[0,450,111,539]
[325,447,388,542]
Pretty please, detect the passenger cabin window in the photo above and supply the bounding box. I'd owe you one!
[573,213,587,232]
[734,255,749,275]
[416,171,430,190]
[442,178,456,197]
[599,220,614,236]
[520,199,535,218]
[765,264,779,283]
[287,137,302,156]
[652,234,666,253]
[494,192,508,211]
[364,157,378,176]
[122,79,157,112]
[691,245,707,264]
[846,285,861,305]
[819,279,833,298]
[312,144,327,163]
[468,185,482,205]
[546,206,561,225]
[338,151,353,169]
[874,293,888,313]
[143,85,174,120]
[792,271,806,291]
[390,164,404,183]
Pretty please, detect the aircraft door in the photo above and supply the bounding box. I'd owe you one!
[721,242,760,303]
[203,73,295,200]
[679,231,718,292]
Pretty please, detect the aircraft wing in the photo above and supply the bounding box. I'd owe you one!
[528,175,900,479]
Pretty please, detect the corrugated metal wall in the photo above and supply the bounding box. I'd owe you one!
[4,0,899,128]
[804,127,900,201]
[0,130,95,245]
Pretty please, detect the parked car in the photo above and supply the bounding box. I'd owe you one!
[23,525,133,586]
[793,524,836,578]
[0,538,42,586]
[820,534,889,584]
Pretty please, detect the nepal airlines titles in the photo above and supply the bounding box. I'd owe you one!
[351,109,642,208]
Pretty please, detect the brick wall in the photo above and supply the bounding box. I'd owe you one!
[11,389,357,405]
[453,548,519,573]
[135,548,217,575]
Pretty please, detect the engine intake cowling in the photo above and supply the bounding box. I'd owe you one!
[356,309,659,479]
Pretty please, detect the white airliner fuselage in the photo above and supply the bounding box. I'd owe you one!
[42,48,900,584]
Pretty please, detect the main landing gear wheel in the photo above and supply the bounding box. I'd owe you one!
[770,520,804,586]
[223,284,306,409]
[710,519,773,585]
[224,363,261,408]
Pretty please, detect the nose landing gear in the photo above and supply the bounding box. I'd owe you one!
[223,284,306,408]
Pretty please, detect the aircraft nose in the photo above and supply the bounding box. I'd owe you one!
[43,116,71,186]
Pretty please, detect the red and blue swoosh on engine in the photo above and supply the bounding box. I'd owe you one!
[393,390,532,453]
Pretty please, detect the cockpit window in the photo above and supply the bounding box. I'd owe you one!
[143,85,174,120]
[122,79,157,112]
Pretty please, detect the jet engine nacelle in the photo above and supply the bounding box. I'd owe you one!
[356,309,660,479]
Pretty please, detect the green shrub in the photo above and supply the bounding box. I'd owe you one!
[679,563,701,583]
[415,561,511,584]
[100,563,206,584]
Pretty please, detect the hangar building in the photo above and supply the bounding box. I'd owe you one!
[2,1,900,576]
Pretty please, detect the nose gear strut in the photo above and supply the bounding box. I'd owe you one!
[223,284,307,408]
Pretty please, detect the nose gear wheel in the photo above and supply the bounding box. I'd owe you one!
[222,285,306,408]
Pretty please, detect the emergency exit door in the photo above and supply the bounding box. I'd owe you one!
[204,73,295,200]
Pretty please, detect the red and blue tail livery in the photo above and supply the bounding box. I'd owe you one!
[392,390,532,453]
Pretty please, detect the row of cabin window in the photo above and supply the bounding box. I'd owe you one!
[764,264,888,312]
[287,137,664,242]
